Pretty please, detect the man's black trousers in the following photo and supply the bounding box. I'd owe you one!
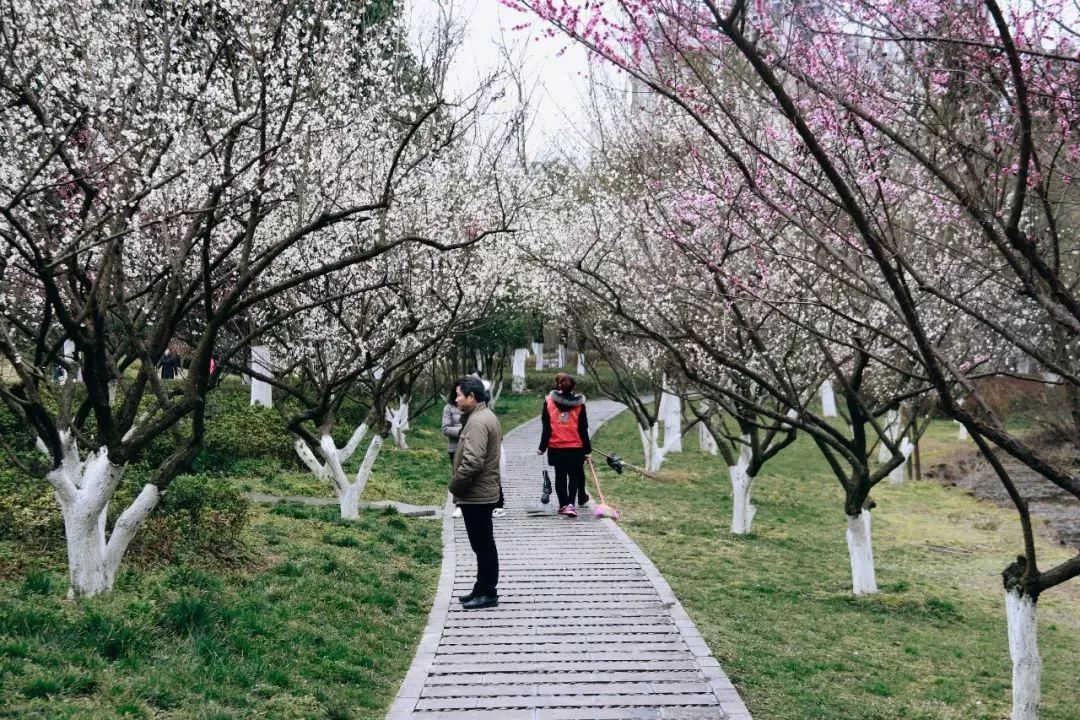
[460,503,499,596]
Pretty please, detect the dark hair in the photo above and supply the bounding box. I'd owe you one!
[457,376,489,403]
[447,385,458,406]
[554,373,576,394]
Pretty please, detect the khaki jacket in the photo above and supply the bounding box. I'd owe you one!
[450,403,502,504]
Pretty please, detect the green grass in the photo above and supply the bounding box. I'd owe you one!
[0,505,440,719]
[591,410,1080,720]
[238,391,546,507]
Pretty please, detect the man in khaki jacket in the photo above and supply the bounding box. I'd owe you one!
[450,376,502,609]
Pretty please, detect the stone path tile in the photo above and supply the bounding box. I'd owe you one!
[387,400,751,720]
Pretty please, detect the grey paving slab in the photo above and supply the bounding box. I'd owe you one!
[387,400,751,719]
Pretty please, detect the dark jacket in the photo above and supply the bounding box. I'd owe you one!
[450,403,502,504]
[538,391,591,454]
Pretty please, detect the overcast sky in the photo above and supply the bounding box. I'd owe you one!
[407,0,618,161]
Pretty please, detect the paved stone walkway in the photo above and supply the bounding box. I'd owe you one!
[387,400,751,720]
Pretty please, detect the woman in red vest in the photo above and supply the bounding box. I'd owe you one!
[537,373,591,517]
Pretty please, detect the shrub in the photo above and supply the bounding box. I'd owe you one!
[127,474,250,565]
[198,392,294,472]
[0,466,64,552]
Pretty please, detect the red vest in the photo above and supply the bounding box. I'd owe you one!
[546,396,583,449]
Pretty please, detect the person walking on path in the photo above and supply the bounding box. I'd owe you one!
[449,376,503,609]
[537,372,591,518]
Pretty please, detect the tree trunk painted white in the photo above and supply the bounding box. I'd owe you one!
[845,511,878,595]
[1016,355,1033,375]
[557,343,567,368]
[878,409,898,463]
[352,435,383,503]
[43,433,160,597]
[820,380,837,417]
[730,436,755,534]
[532,341,544,370]
[1005,588,1041,720]
[576,352,586,375]
[62,339,82,382]
[638,422,677,473]
[659,390,682,453]
[699,422,718,455]
[386,397,410,450]
[315,430,384,520]
[956,421,970,440]
[249,345,272,407]
[638,423,660,473]
[488,380,502,411]
[1041,371,1060,384]
[108,382,117,406]
[889,437,914,485]
[512,348,528,392]
[473,349,483,373]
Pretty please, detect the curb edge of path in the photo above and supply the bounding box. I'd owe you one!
[386,492,457,718]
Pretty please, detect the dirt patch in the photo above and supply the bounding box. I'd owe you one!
[925,443,1080,550]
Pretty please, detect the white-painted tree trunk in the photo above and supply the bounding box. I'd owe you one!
[557,343,567,368]
[386,397,410,450]
[576,352,586,375]
[532,341,544,370]
[312,430,385,520]
[249,345,272,407]
[473,350,483,374]
[638,422,677,473]
[352,435,383,507]
[956,421,969,440]
[889,437,914,484]
[638,423,659,473]
[511,348,528,392]
[488,380,502,411]
[729,436,755,534]
[699,422,718,455]
[659,390,682,453]
[820,380,837,417]
[62,339,82,383]
[878,409,898,463]
[1016,355,1033,375]
[43,433,160,597]
[845,511,878,595]
[1005,588,1041,720]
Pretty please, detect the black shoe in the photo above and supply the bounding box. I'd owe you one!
[461,594,498,610]
[458,592,476,603]
[577,493,590,507]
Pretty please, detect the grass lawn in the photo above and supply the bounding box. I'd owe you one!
[0,505,440,719]
[591,411,1080,720]
[237,390,545,507]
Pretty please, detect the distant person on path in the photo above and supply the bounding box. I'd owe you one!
[537,372,591,517]
[450,376,503,609]
[442,385,463,464]
[158,348,180,380]
[442,386,465,520]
